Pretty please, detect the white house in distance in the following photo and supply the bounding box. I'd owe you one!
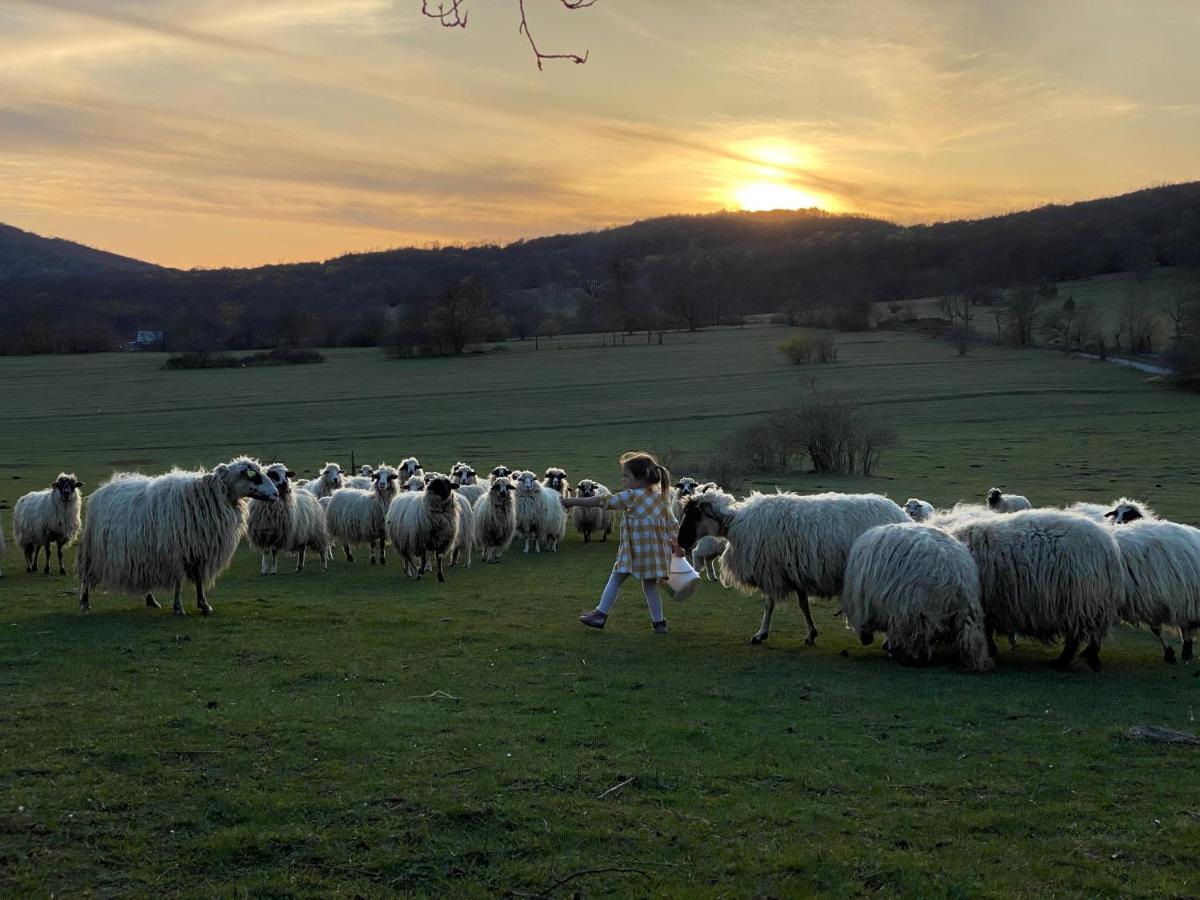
[127,330,164,351]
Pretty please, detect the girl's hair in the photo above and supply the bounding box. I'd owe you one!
[619,451,671,497]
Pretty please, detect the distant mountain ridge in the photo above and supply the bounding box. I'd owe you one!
[0,222,162,280]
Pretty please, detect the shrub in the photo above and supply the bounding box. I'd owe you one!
[778,331,837,365]
[163,348,324,370]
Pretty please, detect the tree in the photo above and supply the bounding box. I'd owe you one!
[1002,285,1044,347]
[1040,295,1077,348]
[421,0,596,69]
[1115,286,1158,354]
[427,275,497,355]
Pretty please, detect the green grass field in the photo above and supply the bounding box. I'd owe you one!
[2,326,1200,897]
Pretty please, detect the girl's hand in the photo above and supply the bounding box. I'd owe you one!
[671,541,686,558]
[560,496,572,510]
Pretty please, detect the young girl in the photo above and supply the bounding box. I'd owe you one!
[562,451,682,633]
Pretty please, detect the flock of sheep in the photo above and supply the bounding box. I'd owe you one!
[2,458,1198,674]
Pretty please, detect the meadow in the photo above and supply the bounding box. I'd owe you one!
[1,325,1199,897]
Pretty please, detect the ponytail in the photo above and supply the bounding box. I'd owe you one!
[619,451,671,496]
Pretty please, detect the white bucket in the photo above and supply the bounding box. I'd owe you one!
[664,555,701,602]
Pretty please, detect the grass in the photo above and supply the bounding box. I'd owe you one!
[2,325,1200,897]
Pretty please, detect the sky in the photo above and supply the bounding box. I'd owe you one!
[1,0,1198,269]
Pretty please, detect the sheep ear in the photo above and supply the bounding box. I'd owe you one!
[215,463,230,480]
[286,470,296,479]
[1103,509,1116,518]
[75,480,85,488]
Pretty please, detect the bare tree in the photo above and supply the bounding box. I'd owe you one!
[1003,285,1044,347]
[422,0,596,69]
[1116,287,1158,355]
[1161,286,1200,345]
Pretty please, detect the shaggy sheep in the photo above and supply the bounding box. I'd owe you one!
[571,479,612,543]
[13,473,84,575]
[842,523,993,672]
[386,473,460,581]
[301,463,344,498]
[474,476,516,563]
[402,474,426,493]
[1107,519,1200,663]
[514,470,568,553]
[677,489,909,645]
[542,467,570,497]
[400,457,423,480]
[490,465,513,479]
[903,498,935,522]
[450,462,489,506]
[939,509,1123,670]
[76,457,278,615]
[690,535,728,581]
[323,466,400,564]
[670,476,700,520]
[450,489,475,568]
[1067,498,1156,525]
[986,487,1032,513]
[247,464,331,574]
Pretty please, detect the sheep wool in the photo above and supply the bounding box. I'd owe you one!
[842,523,993,672]
[1109,519,1200,663]
[514,470,567,553]
[13,473,84,575]
[386,474,460,581]
[690,534,727,581]
[247,463,331,574]
[571,479,612,543]
[323,466,400,564]
[474,477,517,563]
[986,488,1032,513]
[903,498,935,522]
[76,457,278,615]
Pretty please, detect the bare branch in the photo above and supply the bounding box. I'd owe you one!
[421,0,468,29]
[422,1,595,68]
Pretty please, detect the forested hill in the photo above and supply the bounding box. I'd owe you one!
[0,222,161,281]
[1,182,1198,354]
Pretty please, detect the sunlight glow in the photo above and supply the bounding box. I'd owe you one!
[733,180,824,212]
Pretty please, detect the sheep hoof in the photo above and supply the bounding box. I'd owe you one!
[199,605,214,617]
[173,607,185,617]
[369,557,377,565]
[145,594,161,609]
[750,633,767,645]
[1164,646,1177,664]
[1182,642,1195,663]
[805,634,818,647]
[1082,651,1101,672]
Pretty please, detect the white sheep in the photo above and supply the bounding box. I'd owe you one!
[903,498,935,522]
[400,457,423,480]
[247,464,331,574]
[450,462,489,506]
[939,509,1123,670]
[323,466,400,564]
[1107,519,1200,664]
[690,535,727,581]
[474,477,517,563]
[301,462,344,498]
[1067,497,1156,525]
[450,484,475,568]
[670,476,700,520]
[842,523,993,672]
[514,470,567,553]
[76,457,278,615]
[571,479,612,543]
[986,487,1032,513]
[678,489,909,645]
[542,467,570,497]
[386,473,460,581]
[13,473,84,575]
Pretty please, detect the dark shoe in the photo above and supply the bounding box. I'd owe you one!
[579,609,607,629]
[652,619,669,635]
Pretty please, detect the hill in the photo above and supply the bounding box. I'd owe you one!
[0,222,161,281]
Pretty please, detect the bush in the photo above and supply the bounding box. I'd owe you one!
[163,348,324,370]
[778,331,838,365]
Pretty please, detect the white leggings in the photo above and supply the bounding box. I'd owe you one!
[597,572,664,622]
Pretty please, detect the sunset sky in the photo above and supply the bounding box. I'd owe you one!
[2,0,1198,269]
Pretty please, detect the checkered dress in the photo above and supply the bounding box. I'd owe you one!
[607,486,678,580]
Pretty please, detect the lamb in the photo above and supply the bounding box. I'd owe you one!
[247,464,331,574]
[1106,519,1200,663]
[474,476,517,563]
[670,476,700,520]
[301,463,344,498]
[323,466,400,564]
[386,473,460,582]
[76,457,278,615]
[691,535,728,581]
[1067,498,1156,525]
[903,498,935,522]
[514,470,568,553]
[13,473,84,575]
[571,479,612,543]
[938,509,1123,670]
[677,489,909,645]
[986,487,1032,513]
[842,523,993,671]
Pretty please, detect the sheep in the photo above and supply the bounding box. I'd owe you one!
[247,464,331,574]
[490,465,513,479]
[938,509,1124,670]
[903,498,935,522]
[542,467,570,497]
[450,462,489,506]
[402,474,426,493]
[986,487,1032,513]
[514,470,567,553]
[13,473,84,575]
[842,523,993,672]
[386,473,460,582]
[670,476,700,520]
[677,489,909,645]
[474,476,517,563]
[400,457,423,480]
[450,489,475,568]
[691,535,727,581]
[1067,498,1156,525]
[323,466,400,564]
[301,463,344,498]
[76,457,278,615]
[1105,519,1200,664]
[571,479,612,543]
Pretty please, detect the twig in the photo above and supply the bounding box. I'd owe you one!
[412,689,463,701]
[529,866,651,897]
[1127,725,1200,747]
[597,776,635,800]
[436,765,483,777]
[153,748,228,755]
[518,0,594,70]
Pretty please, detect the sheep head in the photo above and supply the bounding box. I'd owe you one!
[400,457,422,478]
[986,487,1002,508]
[425,474,457,506]
[904,498,931,522]
[1105,501,1145,524]
[677,493,730,550]
[404,475,425,492]
[488,476,513,505]
[675,476,699,497]
[216,458,278,503]
[452,464,477,486]
[264,463,296,497]
[319,462,344,491]
[490,465,512,479]
[576,479,599,498]
[53,473,83,502]
[515,471,539,494]
[543,467,569,494]
[373,466,401,501]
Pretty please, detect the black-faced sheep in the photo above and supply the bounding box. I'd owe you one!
[670,476,700,520]
[450,462,488,505]
[677,489,909,645]
[939,509,1123,670]
[13,473,83,575]
[542,467,570,497]
[76,457,278,615]
[386,473,460,582]
[323,466,400,564]
[400,457,423,480]
[1067,498,1155,525]
[514,470,567,553]
[986,487,1032,513]
[474,476,516,563]
[842,523,993,672]
[571,479,612,543]
[247,464,331,574]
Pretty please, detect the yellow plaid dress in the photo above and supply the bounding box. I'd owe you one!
[606,486,678,580]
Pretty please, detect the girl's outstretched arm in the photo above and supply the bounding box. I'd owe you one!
[562,494,605,509]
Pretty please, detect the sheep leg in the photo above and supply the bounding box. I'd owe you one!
[1081,641,1102,672]
[296,548,306,573]
[378,538,386,566]
[56,541,66,575]
[25,545,37,573]
[523,535,530,553]
[1149,624,1176,664]
[42,541,52,575]
[751,595,776,644]
[797,592,819,646]
[450,548,460,567]
[194,577,213,616]
[1181,625,1196,663]
[270,550,279,575]
[145,593,160,609]
[343,544,354,562]
[435,552,445,583]
[79,580,90,612]
[1051,637,1080,671]
[172,581,185,616]
[260,552,270,575]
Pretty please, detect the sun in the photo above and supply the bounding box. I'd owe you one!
[733,180,824,212]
